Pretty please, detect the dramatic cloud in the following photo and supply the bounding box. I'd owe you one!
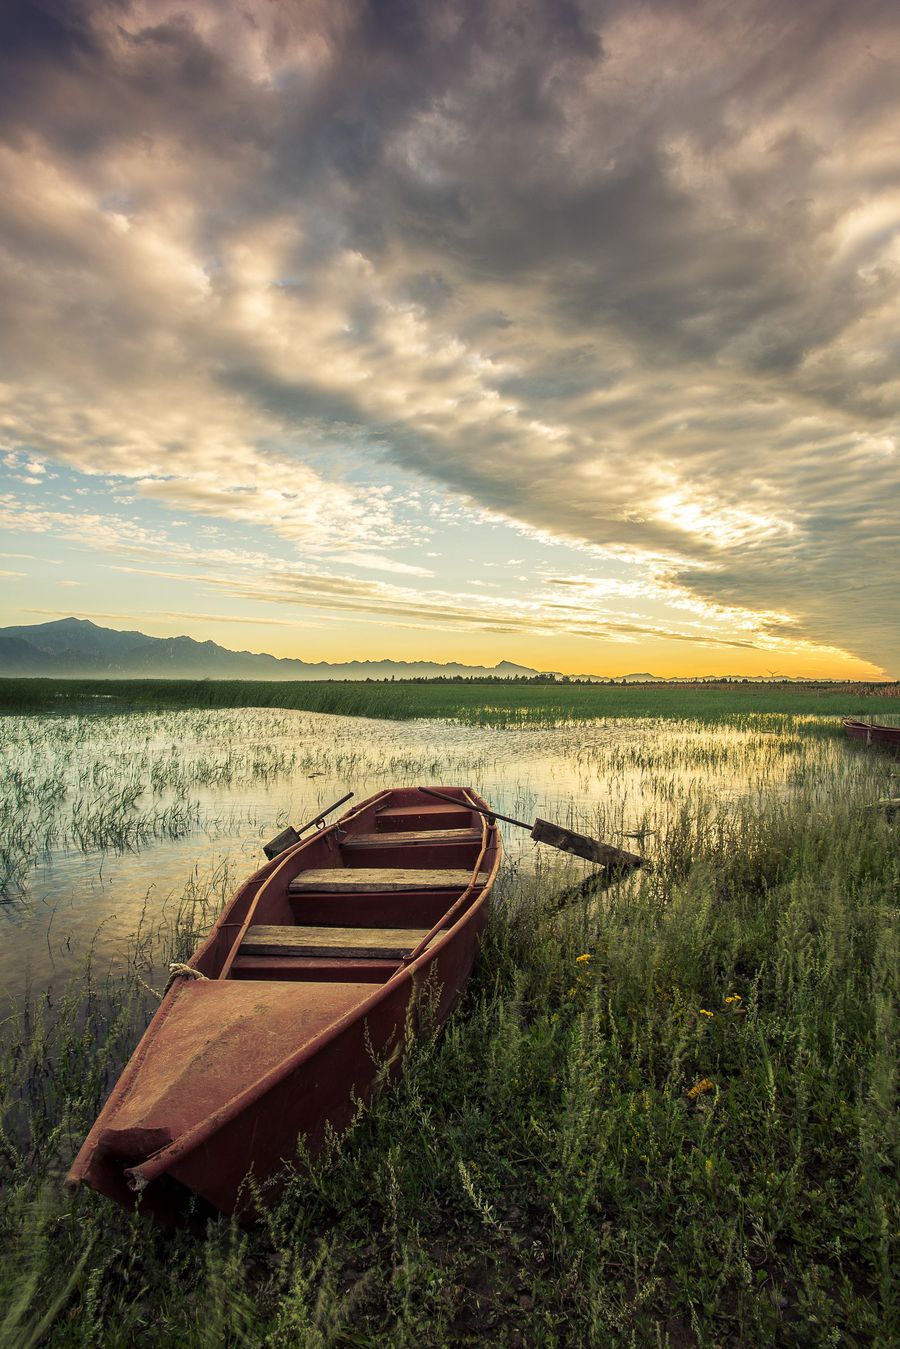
[0,0,897,669]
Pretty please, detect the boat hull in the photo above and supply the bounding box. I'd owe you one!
[842,717,900,752]
[66,786,501,1224]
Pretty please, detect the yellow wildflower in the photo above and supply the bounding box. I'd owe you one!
[699,1008,714,1018]
[575,953,592,964]
[724,993,742,1004]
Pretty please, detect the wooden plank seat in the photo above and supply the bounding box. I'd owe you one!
[343,828,482,847]
[230,955,400,983]
[375,804,473,831]
[288,868,490,893]
[240,924,437,959]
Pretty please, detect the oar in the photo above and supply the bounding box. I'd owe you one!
[416,787,645,871]
[262,791,354,860]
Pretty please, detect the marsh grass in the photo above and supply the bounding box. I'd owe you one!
[0,712,299,896]
[0,707,502,897]
[2,676,899,726]
[1,766,897,1346]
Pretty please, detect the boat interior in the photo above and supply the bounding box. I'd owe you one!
[209,787,496,987]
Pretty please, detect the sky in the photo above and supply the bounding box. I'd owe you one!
[0,0,898,679]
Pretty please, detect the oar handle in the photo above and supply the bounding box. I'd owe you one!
[263,792,354,860]
[297,791,354,835]
[416,786,533,832]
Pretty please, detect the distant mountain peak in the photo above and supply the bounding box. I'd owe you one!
[0,618,546,682]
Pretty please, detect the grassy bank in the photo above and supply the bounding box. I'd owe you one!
[2,779,897,1345]
[1,676,899,725]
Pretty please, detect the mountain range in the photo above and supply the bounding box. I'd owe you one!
[0,619,808,683]
[0,618,549,681]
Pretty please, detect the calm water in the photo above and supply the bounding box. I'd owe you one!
[1,707,885,1001]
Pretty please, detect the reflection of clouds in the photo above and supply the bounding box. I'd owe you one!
[0,1,897,667]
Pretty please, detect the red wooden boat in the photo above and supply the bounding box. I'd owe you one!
[842,718,900,752]
[65,786,502,1224]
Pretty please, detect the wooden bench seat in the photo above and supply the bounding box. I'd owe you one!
[375,804,473,831]
[230,954,400,982]
[239,924,437,959]
[343,828,482,847]
[288,868,490,894]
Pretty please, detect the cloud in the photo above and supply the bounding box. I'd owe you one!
[0,490,868,664]
[102,555,853,660]
[22,606,319,629]
[0,1,897,668]
[340,552,434,576]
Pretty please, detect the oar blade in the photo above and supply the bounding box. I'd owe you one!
[263,825,301,860]
[531,818,644,870]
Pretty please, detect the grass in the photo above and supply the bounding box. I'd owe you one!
[1,752,897,1345]
[1,698,890,899]
[1,676,899,726]
[0,709,297,895]
[0,705,499,897]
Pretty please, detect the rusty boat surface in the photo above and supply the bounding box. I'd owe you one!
[842,718,900,752]
[66,786,502,1224]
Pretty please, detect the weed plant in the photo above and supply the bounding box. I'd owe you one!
[1,767,897,1345]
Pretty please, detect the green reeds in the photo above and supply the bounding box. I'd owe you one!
[0,710,314,894]
[2,675,899,725]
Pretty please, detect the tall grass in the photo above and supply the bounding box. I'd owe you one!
[2,676,899,725]
[1,774,897,1345]
[0,706,501,897]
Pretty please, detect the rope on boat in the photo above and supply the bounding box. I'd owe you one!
[137,963,209,1001]
[168,962,209,980]
[164,962,210,993]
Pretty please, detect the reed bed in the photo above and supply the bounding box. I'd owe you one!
[2,676,900,726]
[1,725,897,1346]
[1,704,886,902]
[0,708,501,899]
